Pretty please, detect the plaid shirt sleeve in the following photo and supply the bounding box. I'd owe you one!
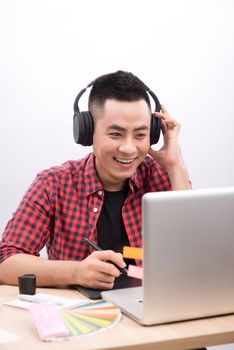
[0,174,54,263]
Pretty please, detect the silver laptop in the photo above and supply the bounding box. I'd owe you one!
[101,187,234,325]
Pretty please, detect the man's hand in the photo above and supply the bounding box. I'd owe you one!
[149,104,191,190]
[149,104,183,169]
[76,250,126,290]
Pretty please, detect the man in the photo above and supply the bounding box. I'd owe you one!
[0,70,191,289]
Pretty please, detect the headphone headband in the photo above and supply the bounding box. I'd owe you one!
[73,81,160,115]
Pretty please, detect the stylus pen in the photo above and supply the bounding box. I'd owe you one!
[84,237,128,275]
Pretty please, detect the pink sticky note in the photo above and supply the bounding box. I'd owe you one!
[127,265,143,279]
[29,303,69,339]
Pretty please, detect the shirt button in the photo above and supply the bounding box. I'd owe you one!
[98,190,102,196]
[93,207,98,213]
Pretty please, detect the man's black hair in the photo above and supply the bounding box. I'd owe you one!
[88,70,151,111]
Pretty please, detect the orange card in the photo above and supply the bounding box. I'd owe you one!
[123,246,143,260]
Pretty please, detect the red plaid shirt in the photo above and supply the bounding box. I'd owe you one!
[0,153,171,264]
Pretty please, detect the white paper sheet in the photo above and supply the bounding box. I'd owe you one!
[4,293,88,310]
[0,328,20,344]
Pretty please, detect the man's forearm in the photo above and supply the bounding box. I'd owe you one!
[0,254,79,286]
[167,164,191,190]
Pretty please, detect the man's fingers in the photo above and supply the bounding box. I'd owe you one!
[89,251,122,277]
[94,270,116,284]
[93,279,115,290]
[93,250,126,268]
[160,104,169,115]
[82,275,115,290]
[154,113,178,128]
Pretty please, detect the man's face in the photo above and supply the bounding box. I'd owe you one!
[93,98,151,191]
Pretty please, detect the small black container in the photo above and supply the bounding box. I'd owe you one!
[18,274,36,295]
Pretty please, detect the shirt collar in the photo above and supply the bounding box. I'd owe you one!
[84,153,103,196]
[83,153,140,196]
[129,169,140,191]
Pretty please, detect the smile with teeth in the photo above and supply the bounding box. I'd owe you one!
[114,157,136,164]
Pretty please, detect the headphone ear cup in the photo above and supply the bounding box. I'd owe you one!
[85,111,94,146]
[150,114,161,145]
[73,111,94,146]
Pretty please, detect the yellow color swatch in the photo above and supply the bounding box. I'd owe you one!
[123,246,143,260]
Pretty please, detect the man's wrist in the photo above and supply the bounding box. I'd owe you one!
[166,164,191,190]
[165,162,188,173]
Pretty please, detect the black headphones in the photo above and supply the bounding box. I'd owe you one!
[73,78,161,146]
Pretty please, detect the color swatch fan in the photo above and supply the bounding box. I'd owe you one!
[62,300,121,340]
[29,300,121,341]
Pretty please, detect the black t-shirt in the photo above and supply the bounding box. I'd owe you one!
[97,186,135,266]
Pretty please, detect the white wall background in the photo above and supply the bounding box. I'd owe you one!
[0,1,234,348]
[1,0,234,236]
[1,0,234,225]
